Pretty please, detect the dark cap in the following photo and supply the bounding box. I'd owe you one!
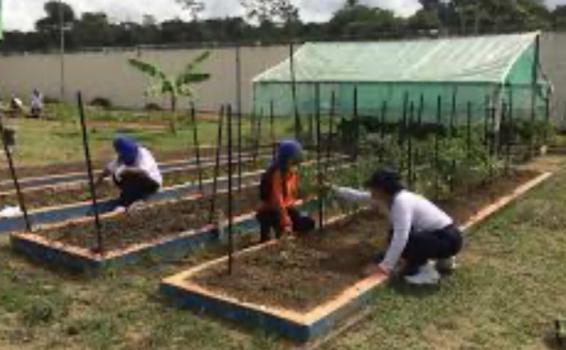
[364,168,404,195]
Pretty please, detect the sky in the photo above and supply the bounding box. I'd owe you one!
[2,0,566,32]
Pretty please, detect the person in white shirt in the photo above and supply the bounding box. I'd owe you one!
[95,136,162,210]
[331,168,463,285]
[30,89,43,119]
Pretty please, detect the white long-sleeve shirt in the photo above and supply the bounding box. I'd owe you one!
[333,186,453,272]
[107,147,163,186]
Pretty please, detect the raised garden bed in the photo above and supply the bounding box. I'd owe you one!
[0,154,270,209]
[160,170,552,343]
[9,181,320,272]
[0,168,264,234]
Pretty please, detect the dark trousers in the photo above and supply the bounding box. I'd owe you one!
[256,207,315,242]
[114,172,159,207]
[389,224,463,275]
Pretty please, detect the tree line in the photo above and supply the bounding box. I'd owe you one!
[1,0,565,53]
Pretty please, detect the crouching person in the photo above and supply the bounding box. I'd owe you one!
[331,168,463,285]
[96,136,162,211]
[256,140,315,243]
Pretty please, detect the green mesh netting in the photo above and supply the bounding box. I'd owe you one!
[253,33,550,125]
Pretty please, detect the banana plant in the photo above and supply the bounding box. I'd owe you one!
[128,51,211,132]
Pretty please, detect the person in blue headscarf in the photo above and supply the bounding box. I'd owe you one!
[96,136,163,210]
[256,139,315,243]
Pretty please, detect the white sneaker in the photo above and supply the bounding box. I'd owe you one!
[436,257,457,274]
[404,262,441,285]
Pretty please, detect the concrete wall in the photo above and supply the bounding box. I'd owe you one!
[1,33,566,126]
[540,32,566,129]
[0,45,289,114]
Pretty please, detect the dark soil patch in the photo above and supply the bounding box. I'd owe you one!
[38,187,262,251]
[192,170,541,313]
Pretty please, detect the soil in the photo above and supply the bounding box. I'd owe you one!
[0,160,264,210]
[192,170,541,313]
[37,186,262,251]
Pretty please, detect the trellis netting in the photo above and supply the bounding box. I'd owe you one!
[253,32,551,124]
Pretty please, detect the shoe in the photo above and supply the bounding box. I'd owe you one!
[436,257,457,274]
[404,262,440,285]
[113,206,126,214]
[127,201,146,213]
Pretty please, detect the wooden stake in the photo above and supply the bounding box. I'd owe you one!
[77,92,103,253]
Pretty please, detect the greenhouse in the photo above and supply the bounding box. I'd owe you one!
[253,32,551,123]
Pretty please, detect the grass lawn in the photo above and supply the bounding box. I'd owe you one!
[1,105,296,167]
[0,158,564,349]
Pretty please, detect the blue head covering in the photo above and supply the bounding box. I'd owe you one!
[275,139,303,171]
[113,136,139,166]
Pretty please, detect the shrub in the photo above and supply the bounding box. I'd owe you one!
[144,102,163,111]
[90,97,112,109]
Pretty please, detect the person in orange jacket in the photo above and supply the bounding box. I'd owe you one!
[256,139,315,243]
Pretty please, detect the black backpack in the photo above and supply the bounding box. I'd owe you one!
[259,165,288,202]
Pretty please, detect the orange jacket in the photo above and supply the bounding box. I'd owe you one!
[261,168,299,229]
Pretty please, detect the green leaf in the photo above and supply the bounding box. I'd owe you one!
[127,58,168,81]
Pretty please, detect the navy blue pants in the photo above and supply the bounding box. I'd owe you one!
[114,172,159,207]
[387,224,463,275]
[256,207,315,242]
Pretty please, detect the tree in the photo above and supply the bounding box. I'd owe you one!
[35,1,76,48]
[552,5,566,30]
[176,0,206,21]
[240,0,300,24]
[75,13,113,47]
[128,51,211,132]
[328,3,403,38]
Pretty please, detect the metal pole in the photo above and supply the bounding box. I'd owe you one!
[236,45,243,192]
[254,108,263,163]
[227,104,234,275]
[0,117,32,232]
[270,100,276,161]
[290,41,301,139]
[407,101,414,188]
[209,105,225,224]
[530,34,540,157]
[434,95,442,201]
[506,88,513,175]
[77,92,103,253]
[190,103,203,193]
[400,92,409,171]
[326,90,336,167]
[380,100,387,163]
[353,86,359,161]
[315,84,323,231]
[467,101,472,162]
[59,0,65,101]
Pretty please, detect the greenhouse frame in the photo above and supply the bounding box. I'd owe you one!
[253,32,551,125]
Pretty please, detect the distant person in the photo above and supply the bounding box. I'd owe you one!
[9,94,23,118]
[95,136,162,211]
[329,168,463,285]
[256,139,315,243]
[30,89,43,119]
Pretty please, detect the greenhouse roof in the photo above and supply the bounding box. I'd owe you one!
[254,32,540,85]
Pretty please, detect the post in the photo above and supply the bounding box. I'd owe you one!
[290,41,301,139]
[209,105,225,224]
[451,87,457,137]
[0,117,32,232]
[254,108,263,163]
[58,0,66,101]
[379,100,387,163]
[326,90,336,167]
[315,84,323,231]
[399,92,409,171]
[77,92,103,253]
[407,101,414,188]
[484,95,490,149]
[270,100,276,161]
[190,103,203,193]
[506,87,513,175]
[434,95,442,201]
[235,45,243,192]
[227,104,234,274]
[530,34,540,156]
[467,101,472,162]
[353,86,359,161]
